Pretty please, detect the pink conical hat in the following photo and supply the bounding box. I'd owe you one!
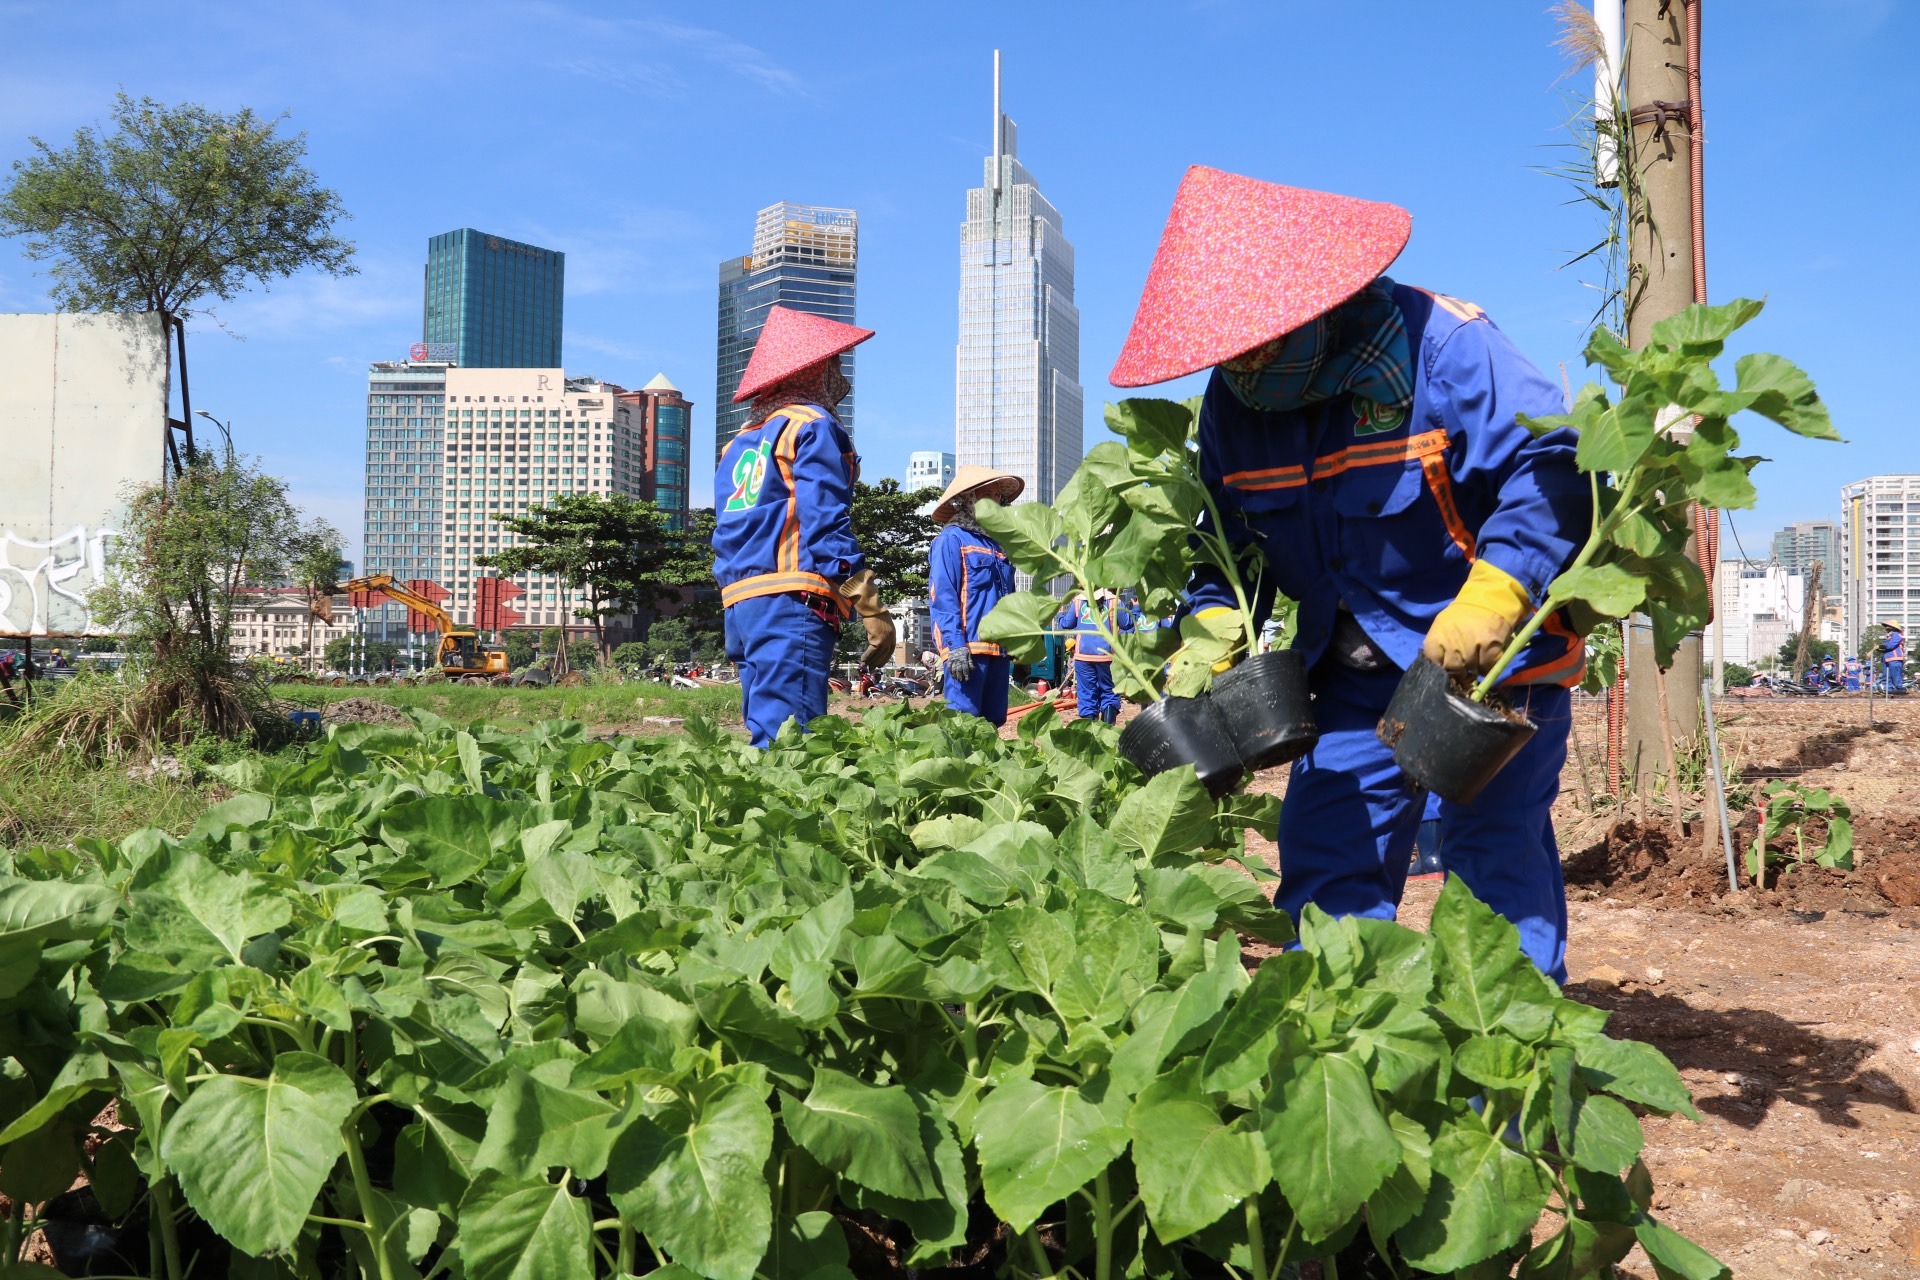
[732,305,875,403]
[1109,166,1412,388]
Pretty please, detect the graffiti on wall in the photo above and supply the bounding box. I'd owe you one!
[0,525,123,637]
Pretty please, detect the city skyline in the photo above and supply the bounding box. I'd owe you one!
[423,228,565,370]
[954,52,1083,507]
[2,5,1909,565]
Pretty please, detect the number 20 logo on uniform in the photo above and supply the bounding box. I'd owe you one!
[725,441,772,513]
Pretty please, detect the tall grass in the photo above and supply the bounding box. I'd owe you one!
[288,679,742,730]
[0,752,213,852]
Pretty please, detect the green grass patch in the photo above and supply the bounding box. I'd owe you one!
[0,752,215,852]
[285,678,741,729]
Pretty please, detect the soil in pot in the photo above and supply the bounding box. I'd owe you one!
[1119,695,1245,797]
[1209,649,1319,771]
[1377,657,1535,805]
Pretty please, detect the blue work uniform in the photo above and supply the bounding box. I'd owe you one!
[1844,656,1862,692]
[712,402,861,747]
[1885,629,1906,693]
[929,524,1015,726]
[1187,284,1590,980]
[1056,598,1136,719]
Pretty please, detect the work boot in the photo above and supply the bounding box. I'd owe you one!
[1100,705,1118,725]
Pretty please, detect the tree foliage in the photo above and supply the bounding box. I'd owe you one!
[0,93,355,325]
[851,479,941,602]
[482,494,709,660]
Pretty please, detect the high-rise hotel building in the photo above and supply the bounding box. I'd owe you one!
[424,228,564,369]
[1840,475,1920,649]
[955,53,1083,506]
[715,203,858,460]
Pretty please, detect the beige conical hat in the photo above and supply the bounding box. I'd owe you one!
[931,465,1024,521]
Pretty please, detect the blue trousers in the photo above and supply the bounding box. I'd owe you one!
[1074,659,1120,718]
[1277,663,1572,981]
[1889,660,1905,693]
[945,654,1012,726]
[723,593,837,748]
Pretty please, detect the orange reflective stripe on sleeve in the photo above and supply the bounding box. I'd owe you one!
[1502,609,1585,688]
[770,407,820,575]
[1413,287,1487,324]
[1417,449,1477,561]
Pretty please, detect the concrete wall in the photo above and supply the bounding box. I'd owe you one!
[0,313,169,636]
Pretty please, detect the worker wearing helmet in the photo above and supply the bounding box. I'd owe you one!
[1883,620,1905,694]
[713,306,896,747]
[1109,167,1591,980]
[1056,589,1136,724]
[927,466,1022,726]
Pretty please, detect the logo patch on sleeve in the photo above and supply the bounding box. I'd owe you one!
[724,441,772,512]
[1352,396,1408,438]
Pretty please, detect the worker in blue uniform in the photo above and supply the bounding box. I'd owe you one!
[712,306,895,747]
[1883,621,1906,694]
[1108,167,1590,980]
[927,466,1023,726]
[1843,655,1862,692]
[1056,590,1135,723]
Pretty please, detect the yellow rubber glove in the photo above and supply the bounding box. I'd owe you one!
[837,568,897,670]
[1422,559,1532,675]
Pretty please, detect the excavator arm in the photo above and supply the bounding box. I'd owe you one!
[343,573,457,636]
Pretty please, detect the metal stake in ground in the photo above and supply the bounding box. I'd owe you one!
[1701,677,1738,893]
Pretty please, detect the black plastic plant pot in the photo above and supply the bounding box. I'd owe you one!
[1377,657,1537,805]
[1209,649,1320,771]
[1119,695,1245,798]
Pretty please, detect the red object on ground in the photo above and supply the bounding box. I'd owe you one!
[473,577,524,631]
[404,579,450,633]
[732,305,875,403]
[1109,166,1412,388]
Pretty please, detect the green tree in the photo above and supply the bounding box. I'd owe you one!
[1723,662,1755,688]
[850,480,940,602]
[1776,635,1837,676]
[1858,625,1888,667]
[483,493,708,663]
[0,94,355,465]
[289,522,343,670]
[502,630,536,670]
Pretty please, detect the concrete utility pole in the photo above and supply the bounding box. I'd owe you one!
[1622,0,1702,794]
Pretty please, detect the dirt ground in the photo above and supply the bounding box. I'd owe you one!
[1219,691,1920,1279]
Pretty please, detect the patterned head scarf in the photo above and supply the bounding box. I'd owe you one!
[1220,277,1412,414]
[944,493,985,534]
[750,354,850,426]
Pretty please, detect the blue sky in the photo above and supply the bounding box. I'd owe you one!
[2,1,1910,565]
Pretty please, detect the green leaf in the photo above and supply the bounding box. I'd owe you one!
[570,1017,684,1092]
[1366,1112,1434,1250]
[1575,392,1658,473]
[606,1080,774,1280]
[782,1068,941,1200]
[0,1119,80,1203]
[1649,298,1765,352]
[1054,459,1123,545]
[973,1077,1128,1234]
[1127,1067,1269,1242]
[1428,877,1557,1042]
[474,1067,623,1179]
[0,877,116,944]
[1262,1051,1400,1241]
[973,501,1065,575]
[1633,1215,1732,1280]
[1454,1035,1537,1092]
[380,794,521,884]
[1573,1035,1700,1119]
[1734,353,1838,440]
[762,1210,853,1280]
[1110,767,1214,857]
[1396,1123,1552,1271]
[159,1053,357,1257]
[1551,563,1646,618]
[1104,397,1196,456]
[1051,892,1160,1030]
[1569,1093,1645,1174]
[457,729,488,791]
[1582,328,1635,380]
[1201,951,1311,1092]
[457,1170,594,1280]
[1517,1216,1637,1279]
[979,591,1069,664]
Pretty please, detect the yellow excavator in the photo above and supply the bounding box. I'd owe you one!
[342,574,513,683]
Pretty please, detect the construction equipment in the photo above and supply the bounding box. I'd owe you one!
[342,574,512,684]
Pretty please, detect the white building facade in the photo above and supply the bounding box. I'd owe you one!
[440,368,651,629]
[907,450,956,494]
[361,359,451,645]
[229,590,358,665]
[1840,475,1920,651]
[955,58,1083,508]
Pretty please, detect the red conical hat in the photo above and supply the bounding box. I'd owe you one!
[732,305,875,403]
[1109,166,1412,388]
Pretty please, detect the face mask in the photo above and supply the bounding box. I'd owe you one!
[1219,277,1412,414]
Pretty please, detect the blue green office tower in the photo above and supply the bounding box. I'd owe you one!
[423,229,565,368]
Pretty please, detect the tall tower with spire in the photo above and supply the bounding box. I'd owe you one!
[954,50,1083,505]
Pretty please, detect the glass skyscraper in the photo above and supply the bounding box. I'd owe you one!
[714,203,858,461]
[423,228,565,369]
[956,54,1082,506]
[360,360,449,645]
